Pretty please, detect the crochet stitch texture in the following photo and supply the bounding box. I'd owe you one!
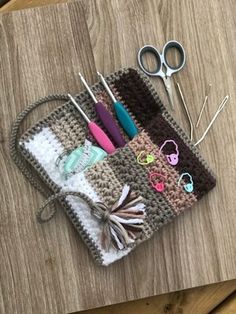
[16,68,216,265]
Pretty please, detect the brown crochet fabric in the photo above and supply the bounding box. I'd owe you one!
[50,110,89,151]
[105,146,176,231]
[112,68,162,127]
[110,69,216,200]
[145,113,216,199]
[128,131,197,214]
[85,161,123,207]
[11,67,216,266]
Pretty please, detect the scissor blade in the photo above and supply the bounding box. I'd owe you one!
[162,76,174,111]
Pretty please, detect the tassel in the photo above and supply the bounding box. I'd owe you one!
[91,185,146,251]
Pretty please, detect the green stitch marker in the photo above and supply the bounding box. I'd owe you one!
[63,140,107,177]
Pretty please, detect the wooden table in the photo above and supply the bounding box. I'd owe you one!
[0,1,236,313]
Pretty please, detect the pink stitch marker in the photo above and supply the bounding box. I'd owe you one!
[159,139,179,166]
[149,172,167,192]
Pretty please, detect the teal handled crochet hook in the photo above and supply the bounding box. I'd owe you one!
[97,72,138,138]
[68,94,116,154]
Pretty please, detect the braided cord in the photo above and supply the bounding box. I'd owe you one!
[9,94,69,199]
[36,191,96,223]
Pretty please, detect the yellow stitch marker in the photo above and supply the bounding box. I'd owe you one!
[137,151,155,165]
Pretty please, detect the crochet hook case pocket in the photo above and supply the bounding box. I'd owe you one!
[10,68,216,266]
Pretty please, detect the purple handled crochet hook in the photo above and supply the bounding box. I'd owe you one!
[79,73,126,148]
[68,94,115,154]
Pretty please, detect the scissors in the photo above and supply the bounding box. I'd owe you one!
[137,40,186,110]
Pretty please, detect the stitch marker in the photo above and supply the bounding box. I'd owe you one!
[149,172,166,193]
[178,172,194,193]
[97,72,139,138]
[137,151,155,165]
[159,139,179,166]
[56,140,107,178]
[79,73,126,147]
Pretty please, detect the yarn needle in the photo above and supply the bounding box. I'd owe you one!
[97,72,138,138]
[196,83,212,128]
[68,94,116,154]
[176,82,194,141]
[79,73,126,147]
[194,95,229,146]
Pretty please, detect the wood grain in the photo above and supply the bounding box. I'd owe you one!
[211,291,236,314]
[84,0,236,286]
[1,0,236,313]
[0,2,98,314]
[78,280,236,314]
[0,1,8,9]
[0,0,67,12]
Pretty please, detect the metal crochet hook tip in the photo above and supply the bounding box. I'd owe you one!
[68,93,91,123]
[97,71,117,103]
[196,83,212,128]
[195,95,229,146]
[176,82,194,141]
[78,72,97,103]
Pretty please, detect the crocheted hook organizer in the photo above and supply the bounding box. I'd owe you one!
[10,68,216,266]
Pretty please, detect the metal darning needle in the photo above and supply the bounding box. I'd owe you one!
[196,83,212,128]
[176,82,194,141]
[195,95,229,146]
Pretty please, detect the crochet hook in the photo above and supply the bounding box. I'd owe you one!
[68,94,116,154]
[97,72,138,139]
[79,73,126,147]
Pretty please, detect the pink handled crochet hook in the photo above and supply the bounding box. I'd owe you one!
[68,94,116,154]
[79,73,126,147]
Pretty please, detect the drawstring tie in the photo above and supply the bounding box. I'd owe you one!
[37,185,146,251]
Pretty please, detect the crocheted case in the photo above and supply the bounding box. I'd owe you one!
[11,68,216,266]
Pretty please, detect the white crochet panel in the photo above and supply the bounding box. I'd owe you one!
[22,127,130,265]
